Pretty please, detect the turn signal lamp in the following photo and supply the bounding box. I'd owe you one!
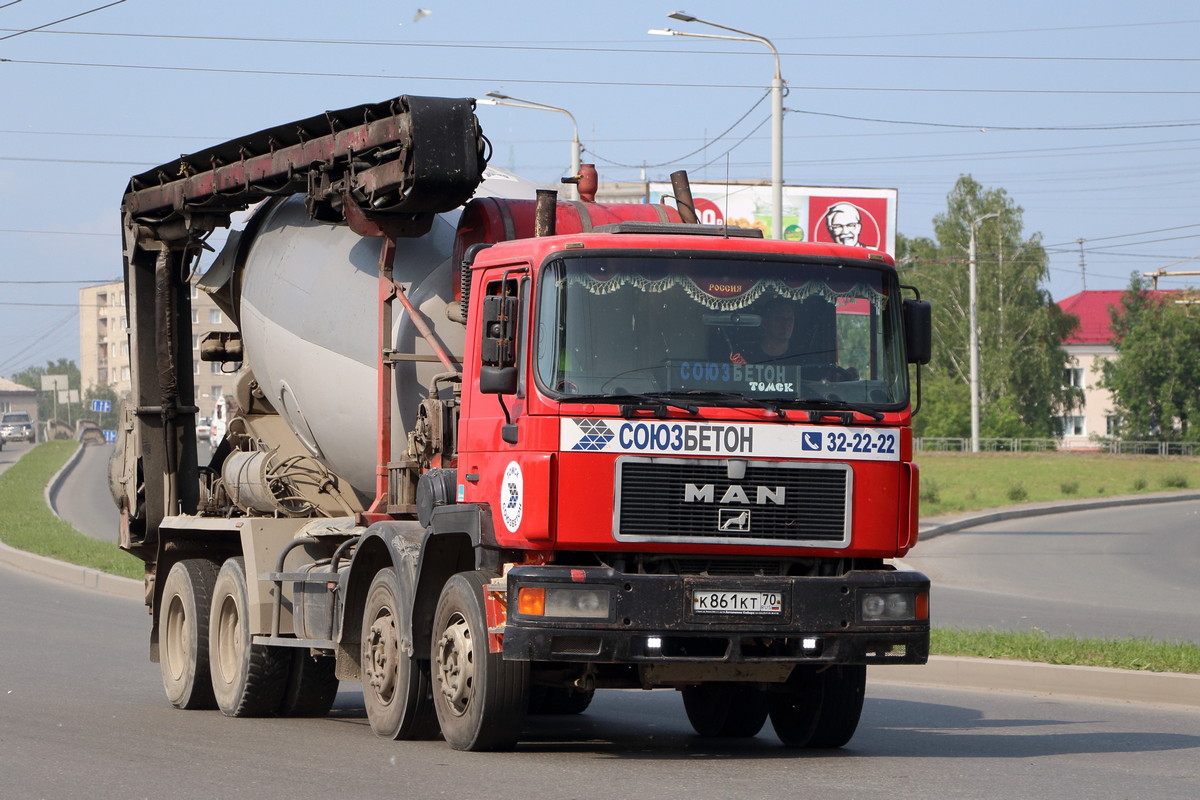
[517,586,611,619]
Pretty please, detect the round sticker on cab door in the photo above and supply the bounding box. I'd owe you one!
[500,461,523,532]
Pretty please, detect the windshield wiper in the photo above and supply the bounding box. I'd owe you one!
[667,391,783,417]
[771,398,885,422]
[561,392,699,416]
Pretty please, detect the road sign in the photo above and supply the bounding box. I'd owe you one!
[90,399,112,413]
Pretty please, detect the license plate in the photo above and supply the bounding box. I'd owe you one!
[691,590,783,615]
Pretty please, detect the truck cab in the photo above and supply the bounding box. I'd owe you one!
[450,223,928,682]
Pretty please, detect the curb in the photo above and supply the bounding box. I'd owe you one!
[918,490,1200,540]
[1,441,143,602]
[0,537,142,601]
[44,440,87,517]
[871,655,1200,709]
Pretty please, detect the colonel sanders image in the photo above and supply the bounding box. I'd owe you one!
[823,202,870,248]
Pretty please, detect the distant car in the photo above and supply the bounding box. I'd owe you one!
[196,417,212,441]
[0,411,36,443]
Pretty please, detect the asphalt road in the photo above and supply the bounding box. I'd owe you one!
[2,562,1197,800]
[51,442,119,542]
[903,502,1200,645]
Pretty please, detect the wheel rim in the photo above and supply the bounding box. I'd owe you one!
[215,593,241,684]
[365,609,399,705]
[163,593,187,682]
[436,612,474,717]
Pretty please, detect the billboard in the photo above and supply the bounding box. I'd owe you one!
[646,183,898,257]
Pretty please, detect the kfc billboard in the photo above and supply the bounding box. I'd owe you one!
[646,183,898,257]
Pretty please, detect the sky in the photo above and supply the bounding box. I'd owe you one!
[1,0,1198,378]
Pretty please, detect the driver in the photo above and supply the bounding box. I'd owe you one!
[729,300,796,365]
[727,299,856,381]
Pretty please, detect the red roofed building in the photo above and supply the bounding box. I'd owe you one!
[1056,289,1177,447]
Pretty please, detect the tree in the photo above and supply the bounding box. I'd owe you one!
[8,358,82,424]
[899,176,1079,439]
[1101,275,1200,441]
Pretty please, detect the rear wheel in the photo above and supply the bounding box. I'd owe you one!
[278,650,339,718]
[682,683,769,738]
[361,568,440,739]
[159,559,219,709]
[432,571,529,751]
[209,557,289,717]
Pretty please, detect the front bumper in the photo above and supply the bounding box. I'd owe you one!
[501,566,929,666]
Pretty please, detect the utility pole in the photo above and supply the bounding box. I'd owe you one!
[968,213,1000,454]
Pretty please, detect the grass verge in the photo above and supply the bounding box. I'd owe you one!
[932,628,1200,674]
[918,451,1200,516]
[0,441,142,581]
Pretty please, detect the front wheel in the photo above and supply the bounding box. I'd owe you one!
[806,665,866,748]
[209,557,290,717]
[431,571,529,751]
[768,665,866,749]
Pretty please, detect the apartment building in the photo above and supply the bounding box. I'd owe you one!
[79,279,239,419]
[1056,289,1181,448]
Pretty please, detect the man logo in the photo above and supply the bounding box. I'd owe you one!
[719,509,751,532]
[684,483,785,505]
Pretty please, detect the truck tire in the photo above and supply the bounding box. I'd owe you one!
[767,668,823,748]
[805,665,866,749]
[209,557,289,717]
[768,665,866,749]
[431,570,529,751]
[278,650,339,718]
[681,684,769,737]
[159,559,220,710]
[361,568,440,739]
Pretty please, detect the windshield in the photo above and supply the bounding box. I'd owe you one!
[534,254,908,408]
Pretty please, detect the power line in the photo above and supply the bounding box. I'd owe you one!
[788,108,1200,132]
[4,26,1200,64]
[0,279,118,284]
[0,0,127,42]
[5,57,1200,95]
[1044,224,1200,249]
[584,91,770,170]
[0,228,117,237]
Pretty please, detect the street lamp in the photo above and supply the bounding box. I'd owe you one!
[968,212,1000,453]
[650,12,784,239]
[479,92,581,200]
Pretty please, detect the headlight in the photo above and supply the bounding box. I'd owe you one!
[860,590,928,622]
[517,586,612,619]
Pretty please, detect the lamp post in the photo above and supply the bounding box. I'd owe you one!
[479,92,581,200]
[650,12,784,239]
[968,212,999,453]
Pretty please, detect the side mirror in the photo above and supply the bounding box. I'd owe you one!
[903,298,932,365]
[479,365,518,395]
[481,294,517,367]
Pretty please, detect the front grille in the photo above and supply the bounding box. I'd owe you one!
[615,457,850,547]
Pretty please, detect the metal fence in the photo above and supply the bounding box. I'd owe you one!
[914,437,1200,456]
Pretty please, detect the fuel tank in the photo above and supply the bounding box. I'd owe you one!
[230,168,539,497]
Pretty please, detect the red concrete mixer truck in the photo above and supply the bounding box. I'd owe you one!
[111,95,931,751]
